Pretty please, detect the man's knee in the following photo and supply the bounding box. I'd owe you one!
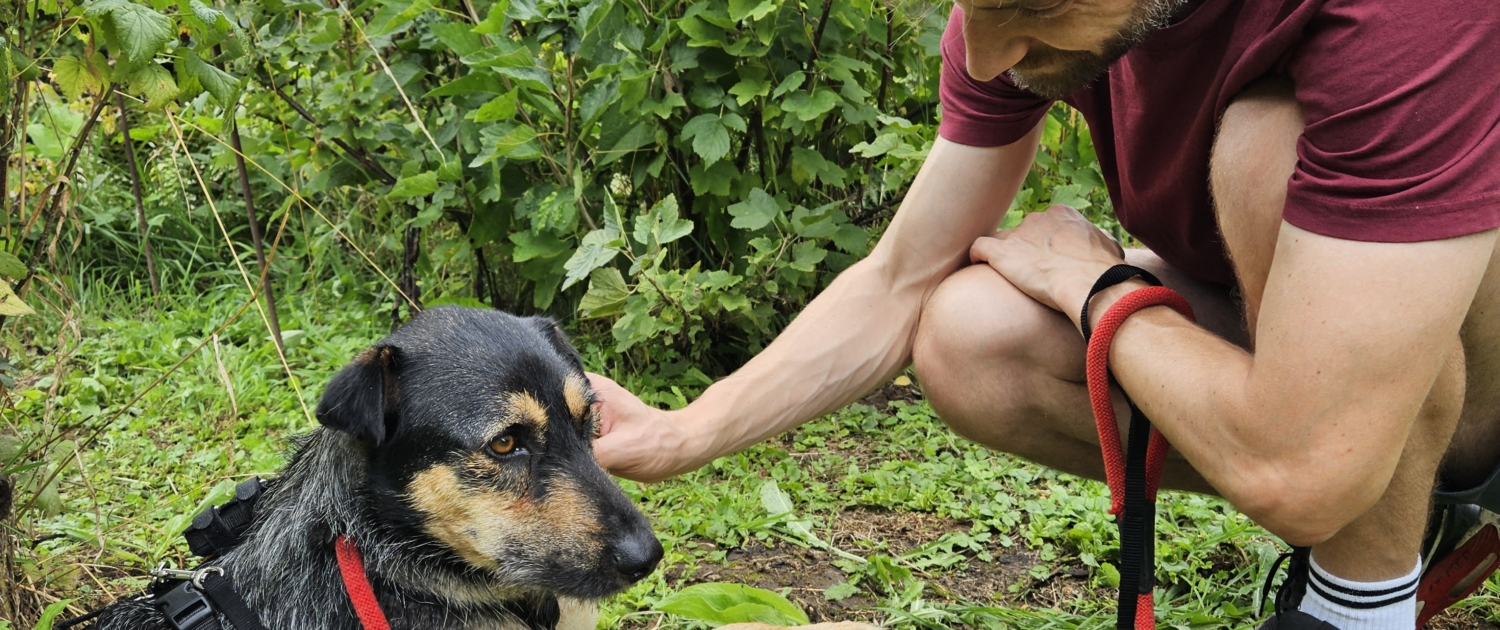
[912,264,1082,440]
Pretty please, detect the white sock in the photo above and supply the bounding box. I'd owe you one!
[1299,554,1421,630]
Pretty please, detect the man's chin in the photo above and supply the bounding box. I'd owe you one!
[1005,67,1103,100]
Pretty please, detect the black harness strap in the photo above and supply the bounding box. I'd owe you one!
[1117,399,1157,629]
[197,571,268,630]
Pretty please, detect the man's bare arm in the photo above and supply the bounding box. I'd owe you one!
[593,131,1041,482]
[975,206,1497,544]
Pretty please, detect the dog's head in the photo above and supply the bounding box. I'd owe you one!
[314,307,662,600]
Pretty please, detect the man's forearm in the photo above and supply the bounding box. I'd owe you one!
[670,133,1042,466]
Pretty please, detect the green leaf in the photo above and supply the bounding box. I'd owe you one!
[632,195,692,249]
[656,583,809,626]
[789,240,826,271]
[387,171,438,199]
[101,1,174,67]
[1097,562,1121,588]
[728,0,777,21]
[782,88,840,122]
[831,224,869,256]
[180,52,238,106]
[0,252,27,279]
[0,281,34,317]
[424,73,505,98]
[578,77,619,128]
[510,231,571,262]
[580,267,631,317]
[470,122,539,166]
[771,71,804,98]
[727,188,778,230]
[1049,183,1093,210]
[728,75,768,105]
[188,0,233,33]
[504,0,541,21]
[471,91,518,122]
[32,599,72,630]
[429,21,483,55]
[562,228,622,290]
[51,55,105,100]
[824,581,858,601]
[123,62,179,108]
[369,0,435,36]
[851,132,899,158]
[680,114,730,164]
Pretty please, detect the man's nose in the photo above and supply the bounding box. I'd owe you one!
[964,30,1030,82]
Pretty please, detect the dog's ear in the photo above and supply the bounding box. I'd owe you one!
[530,317,585,373]
[316,345,402,447]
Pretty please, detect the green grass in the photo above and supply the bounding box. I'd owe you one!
[5,285,1500,629]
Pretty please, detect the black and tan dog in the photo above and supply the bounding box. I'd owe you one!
[82,307,663,630]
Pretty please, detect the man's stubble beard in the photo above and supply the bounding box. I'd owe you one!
[1005,0,1190,99]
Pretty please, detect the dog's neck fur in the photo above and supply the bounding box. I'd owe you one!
[217,429,596,630]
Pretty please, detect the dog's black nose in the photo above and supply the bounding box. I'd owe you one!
[611,532,664,582]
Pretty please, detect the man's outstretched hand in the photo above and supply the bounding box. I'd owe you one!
[588,373,701,483]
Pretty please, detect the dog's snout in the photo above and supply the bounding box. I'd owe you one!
[610,531,664,583]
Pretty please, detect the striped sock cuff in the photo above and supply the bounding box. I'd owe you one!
[1300,555,1421,630]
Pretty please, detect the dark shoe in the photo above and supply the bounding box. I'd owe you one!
[1256,609,1342,629]
[1416,503,1500,627]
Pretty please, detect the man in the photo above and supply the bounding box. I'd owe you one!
[590,0,1500,626]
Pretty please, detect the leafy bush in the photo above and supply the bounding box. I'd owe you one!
[4,0,1113,380]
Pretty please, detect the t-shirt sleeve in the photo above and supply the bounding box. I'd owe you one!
[937,5,1054,148]
[1283,0,1500,242]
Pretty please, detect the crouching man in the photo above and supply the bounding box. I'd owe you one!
[593,0,1500,626]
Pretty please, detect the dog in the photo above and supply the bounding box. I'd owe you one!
[79,307,663,630]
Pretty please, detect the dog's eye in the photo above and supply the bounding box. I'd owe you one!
[488,434,518,456]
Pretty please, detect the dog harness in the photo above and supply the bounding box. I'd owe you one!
[1080,265,1195,630]
[56,477,391,630]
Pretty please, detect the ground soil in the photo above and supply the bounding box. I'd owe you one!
[632,381,1500,629]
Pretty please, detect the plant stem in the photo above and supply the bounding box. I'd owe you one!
[114,89,160,295]
[229,118,284,353]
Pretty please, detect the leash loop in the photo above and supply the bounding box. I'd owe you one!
[1084,279,1195,630]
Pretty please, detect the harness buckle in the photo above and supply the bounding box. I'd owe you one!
[151,575,217,630]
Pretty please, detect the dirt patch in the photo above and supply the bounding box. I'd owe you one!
[653,507,1097,626]
[857,380,923,410]
[651,506,1500,629]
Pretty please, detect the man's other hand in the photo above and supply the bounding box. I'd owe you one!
[588,372,697,483]
[970,204,1127,328]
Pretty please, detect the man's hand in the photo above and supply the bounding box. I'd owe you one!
[969,204,1126,329]
[588,373,699,483]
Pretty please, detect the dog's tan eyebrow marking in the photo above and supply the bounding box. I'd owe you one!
[562,374,591,420]
[508,391,549,428]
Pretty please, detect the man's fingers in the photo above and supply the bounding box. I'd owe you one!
[970,235,1003,264]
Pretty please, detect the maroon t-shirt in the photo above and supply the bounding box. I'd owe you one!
[939,0,1500,286]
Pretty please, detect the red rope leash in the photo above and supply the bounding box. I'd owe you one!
[336,535,393,630]
[1085,286,1195,629]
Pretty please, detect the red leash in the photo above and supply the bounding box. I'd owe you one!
[1085,284,1195,629]
[336,535,393,630]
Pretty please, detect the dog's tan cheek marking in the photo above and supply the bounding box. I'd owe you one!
[562,374,590,420]
[407,464,529,571]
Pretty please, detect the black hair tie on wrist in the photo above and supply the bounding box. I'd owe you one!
[1079,264,1164,341]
